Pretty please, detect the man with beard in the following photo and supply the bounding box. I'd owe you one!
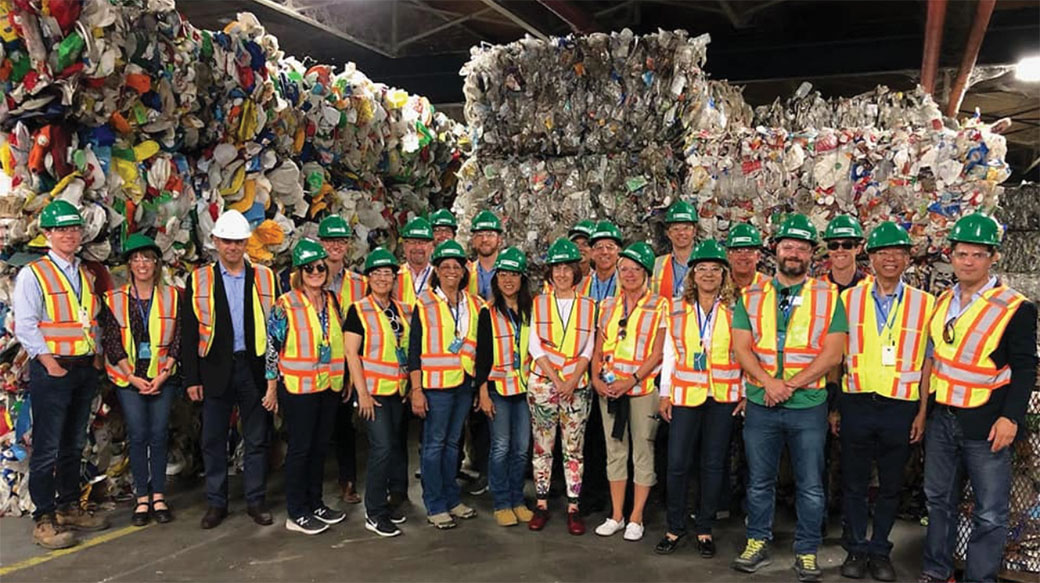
[820,215,870,293]
[394,217,435,306]
[651,200,698,298]
[467,210,503,301]
[730,214,847,583]
[726,223,769,290]
[431,209,458,246]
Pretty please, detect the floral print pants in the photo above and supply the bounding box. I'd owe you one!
[527,376,592,503]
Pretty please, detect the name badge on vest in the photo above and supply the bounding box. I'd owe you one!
[881,345,896,367]
[513,353,521,370]
[693,352,707,372]
[791,296,803,307]
[137,342,152,360]
[448,337,464,354]
[396,347,408,367]
[79,306,91,327]
[318,342,332,364]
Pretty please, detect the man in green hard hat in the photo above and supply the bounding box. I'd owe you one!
[820,214,869,293]
[395,217,435,307]
[467,210,503,301]
[587,221,624,302]
[726,223,768,290]
[430,209,458,246]
[14,200,110,549]
[652,200,698,298]
[568,219,597,284]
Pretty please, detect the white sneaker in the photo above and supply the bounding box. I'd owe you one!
[623,521,644,541]
[595,517,625,537]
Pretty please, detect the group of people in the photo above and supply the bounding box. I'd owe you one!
[15,199,1036,583]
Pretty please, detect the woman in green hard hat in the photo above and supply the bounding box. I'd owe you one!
[99,233,181,527]
[473,247,535,527]
[591,241,668,542]
[344,247,412,537]
[261,239,348,535]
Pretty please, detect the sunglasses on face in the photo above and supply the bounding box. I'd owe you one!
[302,263,328,274]
[827,241,858,251]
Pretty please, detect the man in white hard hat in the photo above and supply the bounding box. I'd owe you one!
[182,210,279,530]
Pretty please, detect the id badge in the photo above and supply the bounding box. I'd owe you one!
[396,347,408,367]
[791,296,803,307]
[881,346,896,367]
[513,353,521,369]
[448,337,463,354]
[318,342,332,364]
[137,342,151,360]
[693,352,707,372]
[79,307,90,327]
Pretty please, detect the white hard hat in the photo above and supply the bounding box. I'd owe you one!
[211,209,252,240]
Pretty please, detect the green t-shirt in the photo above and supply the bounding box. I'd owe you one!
[732,278,848,409]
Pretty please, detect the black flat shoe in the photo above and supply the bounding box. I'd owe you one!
[654,534,684,555]
[697,537,716,558]
[152,499,173,524]
[131,503,150,527]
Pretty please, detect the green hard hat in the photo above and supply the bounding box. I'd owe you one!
[122,233,160,259]
[948,212,1002,248]
[619,241,655,274]
[546,238,582,265]
[364,246,399,274]
[665,200,698,224]
[775,214,819,245]
[318,215,352,238]
[589,220,623,245]
[430,209,458,230]
[823,214,864,240]
[494,247,527,273]
[688,240,729,267]
[471,210,503,233]
[292,239,328,267]
[401,217,433,241]
[432,240,467,264]
[865,221,912,252]
[40,200,84,228]
[726,223,763,249]
[568,219,596,241]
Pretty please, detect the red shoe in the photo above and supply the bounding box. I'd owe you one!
[567,510,586,536]
[529,508,549,531]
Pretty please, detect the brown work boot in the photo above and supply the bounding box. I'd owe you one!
[33,515,77,549]
[56,505,110,531]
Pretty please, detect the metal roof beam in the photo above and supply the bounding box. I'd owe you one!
[250,0,396,58]
[478,0,549,41]
[537,0,597,34]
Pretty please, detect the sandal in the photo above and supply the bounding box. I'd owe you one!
[132,501,150,527]
[151,497,173,524]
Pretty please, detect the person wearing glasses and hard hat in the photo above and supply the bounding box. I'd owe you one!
[394,217,435,307]
[830,222,934,582]
[541,220,596,294]
[919,213,1037,583]
[344,247,412,538]
[819,215,871,293]
[729,214,846,583]
[430,209,458,246]
[726,223,769,290]
[183,209,278,531]
[585,221,623,301]
[651,200,698,298]
[14,200,109,549]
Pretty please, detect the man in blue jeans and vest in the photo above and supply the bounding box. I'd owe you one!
[730,214,847,583]
[918,213,1037,583]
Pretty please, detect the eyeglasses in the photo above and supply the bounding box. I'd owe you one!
[943,319,956,344]
[777,243,812,254]
[216,237,246,247]
[728,247,758,255]
[368,268,396,279]
[593,243,619,252]
[694,265,723,274]
[302,263,328,274]
[951,250,993,261]
[51,226,82,234]
[827,241,858,251]
[130,256,157,264]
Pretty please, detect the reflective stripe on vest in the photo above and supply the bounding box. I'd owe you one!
[103,285,179,386]
[356,296,412,396]
[487,306,532,396]
[928,286,1023,408]
[191,264,276,357]
[843,283,934,400]
[277,290,345,394]
[652,254,688,299]
[667,299,742,406]
[532,293,596,383]
[28,257,99,356]
[417,290,481,389]
[600,292,666,396]
[332,271,367,317]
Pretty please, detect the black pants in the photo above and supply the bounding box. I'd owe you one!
[334,397,357,485]
[281,387,339,519]
[364,396,407,520]
[579,393,609,512]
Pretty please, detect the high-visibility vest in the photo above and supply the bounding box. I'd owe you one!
[191,263,275,358]
[929,285,1024,408]
[738,272,770,291]
[667,298,742,406]
[486,305,532,396]
[584,271,617,302]
[27,256,100,356]
[542,273,589,295]
[821,271,874,289]
[103,285,179,386]
[531,293,596,384]
[743,278,838,389]
[394,264,431,307]
[651,253,690,298]
[330,269,366,317]
[355,295,412,396]
[276,290,345,394]
[843,282,934,400]
[467,260,495,300]
[416,289,482,389]
[599,291,667,396]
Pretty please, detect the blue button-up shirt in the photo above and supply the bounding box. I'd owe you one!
[589,271,617,302]
[871,280,904,335]
[13,251,83,358]
[948,276,998,319]
[476,261,494,300]
[220,262,247,352]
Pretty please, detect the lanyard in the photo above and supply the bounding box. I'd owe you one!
[695,299,718,349]
[875,285,903,343]
[53,259,84,303]
[553,296,574,341]
[314,293,330,345]
[440,288,463,338]
[505,307,522,354]
[413,265,431,296]
[593,273,616,300]
[131,283,153,329]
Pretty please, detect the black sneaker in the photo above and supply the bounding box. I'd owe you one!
[794,554,823,583]
[868,555,896,582]
[285,515,329,535]
[732,539,771,573]
[366,515,402,537]
[312,504,346,525]
[389,507,407,525]
[467,476,488,496]
[841,552,868,579]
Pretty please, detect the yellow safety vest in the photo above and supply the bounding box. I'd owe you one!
[667,298,742,406]
[842,282,935,401]
[738,272,770,291]
[466,260,494,300]
[416,289,482,389]
[599,291,667,396]
[531,293,596,384]
[394,264,431,307]
[276,290,345,394]
[330,270,367,318]
[191,263,275,357]
[103,285,179,386]
[651,253,690,298]
[541,273,590,296]
[743,278,838,389]
[355,295,412,396]
[28,256,99,356]
[486,305,531,396]
[929,285,1024,408]
[821,271,874,288]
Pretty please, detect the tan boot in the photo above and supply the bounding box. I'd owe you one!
[33,516,77,549]
[512,505,534,523]
[56,506,110,532]
[494,509,518,527]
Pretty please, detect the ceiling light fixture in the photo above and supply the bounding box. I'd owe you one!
[1015,55,1040,82]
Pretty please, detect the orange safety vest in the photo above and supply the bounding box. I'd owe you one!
[667,298,742,406]
[394,264,432,307]
[531,293,596,384]
[821,271,874,289]
[355,295,412,396]
[191,263,276,358]
[330,269,366,317]
[929,285,1024,408]
[276,290,345,394]
[737,271,770,291]
[651,253,691,298]
[486,305,532,396]
[103,285,179,386]
[416,289,482,389]
[27,256,100,356]
[599,291,667,396]
[843,282,934,400]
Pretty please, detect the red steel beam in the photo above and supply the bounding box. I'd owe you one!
[538,0,598,34]
[920,0,948,95]
[945,0,997,118]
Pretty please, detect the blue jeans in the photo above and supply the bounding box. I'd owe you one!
[28,359,98,520]
[421,381,474,515]
[744,402,827,554]
[487,391,531,511]
[363,395,406,521]
[116,381,179,498]
[922,408,1011,583]
[666,400,738,536]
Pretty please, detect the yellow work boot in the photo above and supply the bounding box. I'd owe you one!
[33,516,77,549]
[56,505,110,531]
[512,505,534,523]
[494,508,518,527]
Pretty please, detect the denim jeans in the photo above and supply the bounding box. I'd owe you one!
[665,400,737,536]
[922,407,1011,583]
[420,380,473,515]
[695,399,737,535]
[334,393,357,485]
[363,395,406,521]
[744,402,827,554]
[487,391,531,511]
[665,405,704,536]
[116,380,179,498]
[28,359,98,520]
[279,387,338,519]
